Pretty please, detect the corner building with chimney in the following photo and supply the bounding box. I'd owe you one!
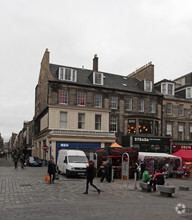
[33,49,169,162]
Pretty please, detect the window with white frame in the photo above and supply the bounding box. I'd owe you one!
[138,99,144,112]
[78,113,85,129]
[59,67,77,82]
[162,84,166,94]
[168,84,173,95]
[60,112,67,129]
[95,94,102,107]
[111,96,118,109]
[166,103,172,115]
[150,100,156,113]
[59,90,68,104]
[178,104,184,116]
[190,125,192,140]
[95,114,101,130]
[93,72,103,85]
[144,79,152,92]
[161,83,175,96]
[125,98,132,111]
[110,116,117,132]
[78,92,86,106]
[178,125,184,140]
[186,87,192,99]
[166,124,172,136]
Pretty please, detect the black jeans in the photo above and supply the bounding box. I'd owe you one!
[49,173,55,183]
[85,178,99,193]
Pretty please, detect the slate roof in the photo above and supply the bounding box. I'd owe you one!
[49,63,161,96]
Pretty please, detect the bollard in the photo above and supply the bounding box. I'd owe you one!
[134,172,137,189]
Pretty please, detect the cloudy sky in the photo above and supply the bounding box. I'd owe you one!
[0,0,192,142]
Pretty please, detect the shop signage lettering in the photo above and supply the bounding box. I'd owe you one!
[172,145,192,151]
[60,144,69,147]
[134,138,149,142]
[128,120,136,123]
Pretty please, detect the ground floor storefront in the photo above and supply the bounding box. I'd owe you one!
[32,130,116,163]
[122,135,171,153]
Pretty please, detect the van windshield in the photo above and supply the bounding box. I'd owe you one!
[68,156,88,163]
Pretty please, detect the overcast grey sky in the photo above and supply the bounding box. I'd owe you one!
[0,0,192,142]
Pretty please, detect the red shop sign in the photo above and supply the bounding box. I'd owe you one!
[172,145,192,152]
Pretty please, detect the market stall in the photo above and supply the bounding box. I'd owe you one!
[94,142,138,179]
[138,152,182,177]
[172,150,192,178]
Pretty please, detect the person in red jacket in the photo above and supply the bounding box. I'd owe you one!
[83,160,100,195]
[150,170,165,191]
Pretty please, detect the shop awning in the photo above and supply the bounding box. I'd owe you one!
[172,149,192,162]
[110,142,122,148]
[139,152,181,161]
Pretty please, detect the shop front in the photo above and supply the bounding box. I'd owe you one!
[132,136,170,153]
[56,142,101,163]
[172,144,192,153]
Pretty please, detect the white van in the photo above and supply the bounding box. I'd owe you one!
[57,149,88,177]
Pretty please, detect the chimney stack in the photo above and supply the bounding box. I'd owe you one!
[93,54,98,72]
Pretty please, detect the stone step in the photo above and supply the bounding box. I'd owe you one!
[179,186,190,191]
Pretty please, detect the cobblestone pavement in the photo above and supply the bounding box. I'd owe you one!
[0,157,192,220]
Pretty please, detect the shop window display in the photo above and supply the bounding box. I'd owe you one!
[139,120,153,134]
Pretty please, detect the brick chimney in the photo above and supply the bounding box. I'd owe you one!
[93,54,98,72]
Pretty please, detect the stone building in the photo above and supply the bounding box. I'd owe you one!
[33,49,170,162]
[17,121,34,156]
[0,133,3,152]
[154,74,192,153]
[9,133,17,151]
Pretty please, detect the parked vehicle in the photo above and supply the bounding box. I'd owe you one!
[34,157,43,167]
[57,150,88,177]
[27,157,42,167]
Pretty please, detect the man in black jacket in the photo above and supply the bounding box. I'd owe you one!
[83,160,100,195]
[48,156,56,184]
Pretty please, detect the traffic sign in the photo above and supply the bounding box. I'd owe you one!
[43,145,48,151]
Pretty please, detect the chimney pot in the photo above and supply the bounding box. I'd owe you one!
[93,54,98,72]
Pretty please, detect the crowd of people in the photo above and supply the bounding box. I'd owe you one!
[11,151,26,169]
[9,151,166,195]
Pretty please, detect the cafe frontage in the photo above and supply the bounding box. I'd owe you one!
[132,136,171,153]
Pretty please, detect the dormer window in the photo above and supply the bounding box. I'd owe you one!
[144,79,152,92]
[186,87,192,99]
[161,82,175,96]
[93,72,103,85]
[59,67,77,82]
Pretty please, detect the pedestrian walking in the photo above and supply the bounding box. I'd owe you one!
[20,154,25,169]
[13,154,18,169]
[48,156,56,184]
[83,160,100,195]
[100,159,111,183]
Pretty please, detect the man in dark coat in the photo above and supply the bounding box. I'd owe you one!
[150,170,165,191]
[100,159,112,183]
[48,156,56,184]
[20,154,25,169]
[83,160,100,194]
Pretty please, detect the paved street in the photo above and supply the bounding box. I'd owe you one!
[0,157,192,220]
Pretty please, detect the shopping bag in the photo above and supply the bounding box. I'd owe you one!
[45,174,50,183]
[55,173,59,180]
